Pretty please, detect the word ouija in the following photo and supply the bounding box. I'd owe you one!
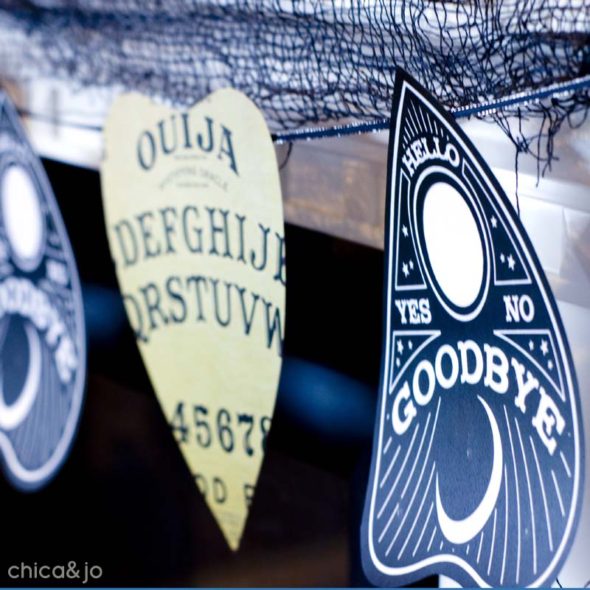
[137,113,238,174]
[393,339,564,453]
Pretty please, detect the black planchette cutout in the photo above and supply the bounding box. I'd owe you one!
[0,92,86,490]
[361,70,584,588]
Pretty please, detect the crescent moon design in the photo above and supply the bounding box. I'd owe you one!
[435,395,503,544]
[0,321,42,431]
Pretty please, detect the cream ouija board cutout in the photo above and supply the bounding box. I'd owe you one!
[100,89,285,550]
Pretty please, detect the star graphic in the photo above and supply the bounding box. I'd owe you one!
[529,339,535,351]
[409,260,414,270]
[507,254,516,271]
[548,360,554,370]
[397,340,404,355]
[396,357,401,367]
[491,216,498,229]
[402,225,409,238]
[408,340,413,351]
[402,262,409,277]
[500,253,506,263]
[540,339,549,356]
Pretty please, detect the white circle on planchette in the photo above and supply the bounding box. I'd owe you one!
[422,182,484,309]
[1,165,45,272]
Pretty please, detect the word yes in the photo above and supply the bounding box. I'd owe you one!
[395,298,431,324]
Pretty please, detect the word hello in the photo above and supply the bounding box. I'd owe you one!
[0,277,78,383]
[392,339,564,454]
[137,113,238,174]
[402,135,460,176]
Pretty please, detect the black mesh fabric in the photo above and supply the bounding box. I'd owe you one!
[0,1,589,166]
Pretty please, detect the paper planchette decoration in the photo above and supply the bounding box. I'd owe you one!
[0,92,86,490]
[101,89,285,550]
[361,71,584,587]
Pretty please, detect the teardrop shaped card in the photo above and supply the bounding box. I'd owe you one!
[101,89,285,550]
[0,92,86,490]
[361,70,583,587]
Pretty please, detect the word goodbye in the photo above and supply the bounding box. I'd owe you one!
[393,339,564,454]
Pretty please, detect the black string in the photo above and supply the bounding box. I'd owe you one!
[278,142,294,171]
[15,72,590,150]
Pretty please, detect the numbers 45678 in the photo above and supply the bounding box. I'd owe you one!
[169,402,271,456]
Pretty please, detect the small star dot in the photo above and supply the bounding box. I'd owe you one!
[402,225,409,237]
[507,254,516,271]
[529,340,534,351]
[540,339,549,356]
[408,340,413,350]
[402,262,409,277]
[548,360,554,370]
[396,357,401,367]
[491,216,498,228]
[500,253,506,263]
[397,340,404,354]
